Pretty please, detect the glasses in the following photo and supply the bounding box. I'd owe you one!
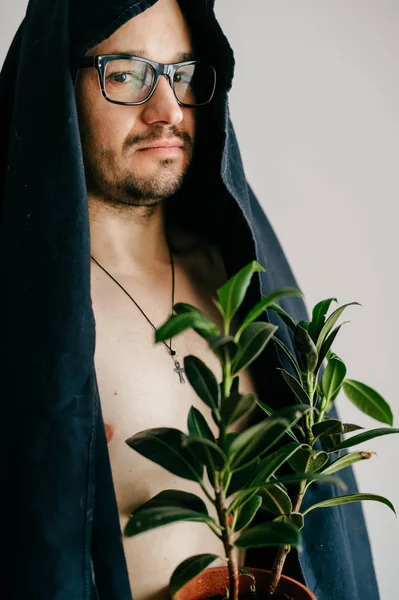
[78,54,217,107]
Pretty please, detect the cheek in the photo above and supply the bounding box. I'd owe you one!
[97,109,133,145]
[84,102,137,152]
[76,75,137,148]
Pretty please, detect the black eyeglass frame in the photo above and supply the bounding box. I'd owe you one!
[78,54,217,107]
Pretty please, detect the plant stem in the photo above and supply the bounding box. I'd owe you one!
[223,347,233,401]
[305,372,316,442]
[216,487,239,600]
[269,369,316,594]
[217,315,238,598]
[268,544,290,596]
[220,346,232,449]
[293,481,306,513]
[267,485,306,596]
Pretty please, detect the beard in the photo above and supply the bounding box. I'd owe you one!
[79,123,194,211]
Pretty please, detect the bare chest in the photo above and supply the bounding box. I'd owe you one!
[90,251,259,598]
[91,257,258,497]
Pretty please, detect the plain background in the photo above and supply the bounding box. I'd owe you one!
[1,1,398,598]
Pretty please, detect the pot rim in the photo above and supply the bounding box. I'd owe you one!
[174,566,317,600]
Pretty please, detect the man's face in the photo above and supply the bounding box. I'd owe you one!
[75,0,196,208]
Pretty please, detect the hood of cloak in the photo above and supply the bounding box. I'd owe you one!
[0,1,379,598]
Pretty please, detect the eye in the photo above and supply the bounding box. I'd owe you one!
[174,70,192,84]
[110,72,132,84]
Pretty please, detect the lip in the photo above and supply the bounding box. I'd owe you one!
[137,139,184,150]
[136,147,183,158]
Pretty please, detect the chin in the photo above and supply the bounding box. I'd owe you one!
[122,174,184,201]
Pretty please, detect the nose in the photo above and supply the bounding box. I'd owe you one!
[141,74,184,126]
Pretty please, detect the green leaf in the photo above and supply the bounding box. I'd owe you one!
[172,302,201,315]
[286,444,309,473]
[250,442,305,486]
[235,287,303,340]
[256,398,275,417]
[226,461,258,497]
[235,521,300,549]
[216,261,265,323]
[274,512,304,531]
[231,322,278,375]
[230,444,305,513]
[322,423,364,450]
[294,324,318,373]
[258,483,292,516]
[322,357,347,403]
[320,451,376,475]
[316,302,361,353]
[304,450,329,473]
[169,554,219,598]
[267,303,297,332]
[241,472,346,495]
[342,423,364,434]
[278,369,310,405]
[209,335,239,361]
[156,313,211,343]
[329,427,399,452]
[187,407,215,442]
[223,431,240,452]
[184,356,220,410]
[233,495,263,532]
[288,446,329,474]
[308,298,338,343]
[124,506,213,537]
[221,391,257,426]
[256,401,310,443]
[312,419,343,441]
[273,337,302,382]
[172,303,221,341]
[134,489,208,516]
[316,322,349,372]
[256,402,310,420]
[183,436,227,471]
[303,493,397,517]
[342,379,393,426]
[126,428,203,481]
[229,419,289,470]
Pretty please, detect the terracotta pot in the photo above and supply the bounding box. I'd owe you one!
[174,566,317,600]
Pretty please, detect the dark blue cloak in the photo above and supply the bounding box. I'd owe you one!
[0,0,379,598]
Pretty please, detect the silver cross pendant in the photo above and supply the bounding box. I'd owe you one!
[173,358,186,384]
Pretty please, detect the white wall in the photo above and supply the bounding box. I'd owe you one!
[0,4,26,60]
[214,2,399,599]
[1,1,398,598]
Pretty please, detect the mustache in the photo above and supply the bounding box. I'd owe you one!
[124,125,193,152]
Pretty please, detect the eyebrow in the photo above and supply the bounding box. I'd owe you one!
[107,49,195,62]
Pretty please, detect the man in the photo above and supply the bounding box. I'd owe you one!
[75,3,256,596]
[0,0,380,599]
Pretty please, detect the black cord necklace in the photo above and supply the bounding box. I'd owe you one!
[90,247,186,384]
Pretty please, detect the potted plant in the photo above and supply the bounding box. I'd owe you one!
[123,261,398,600]
[255,293,399,596]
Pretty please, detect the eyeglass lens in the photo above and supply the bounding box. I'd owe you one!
[103,59,215,105]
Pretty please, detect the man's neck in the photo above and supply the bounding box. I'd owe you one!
[88,196,172,274]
